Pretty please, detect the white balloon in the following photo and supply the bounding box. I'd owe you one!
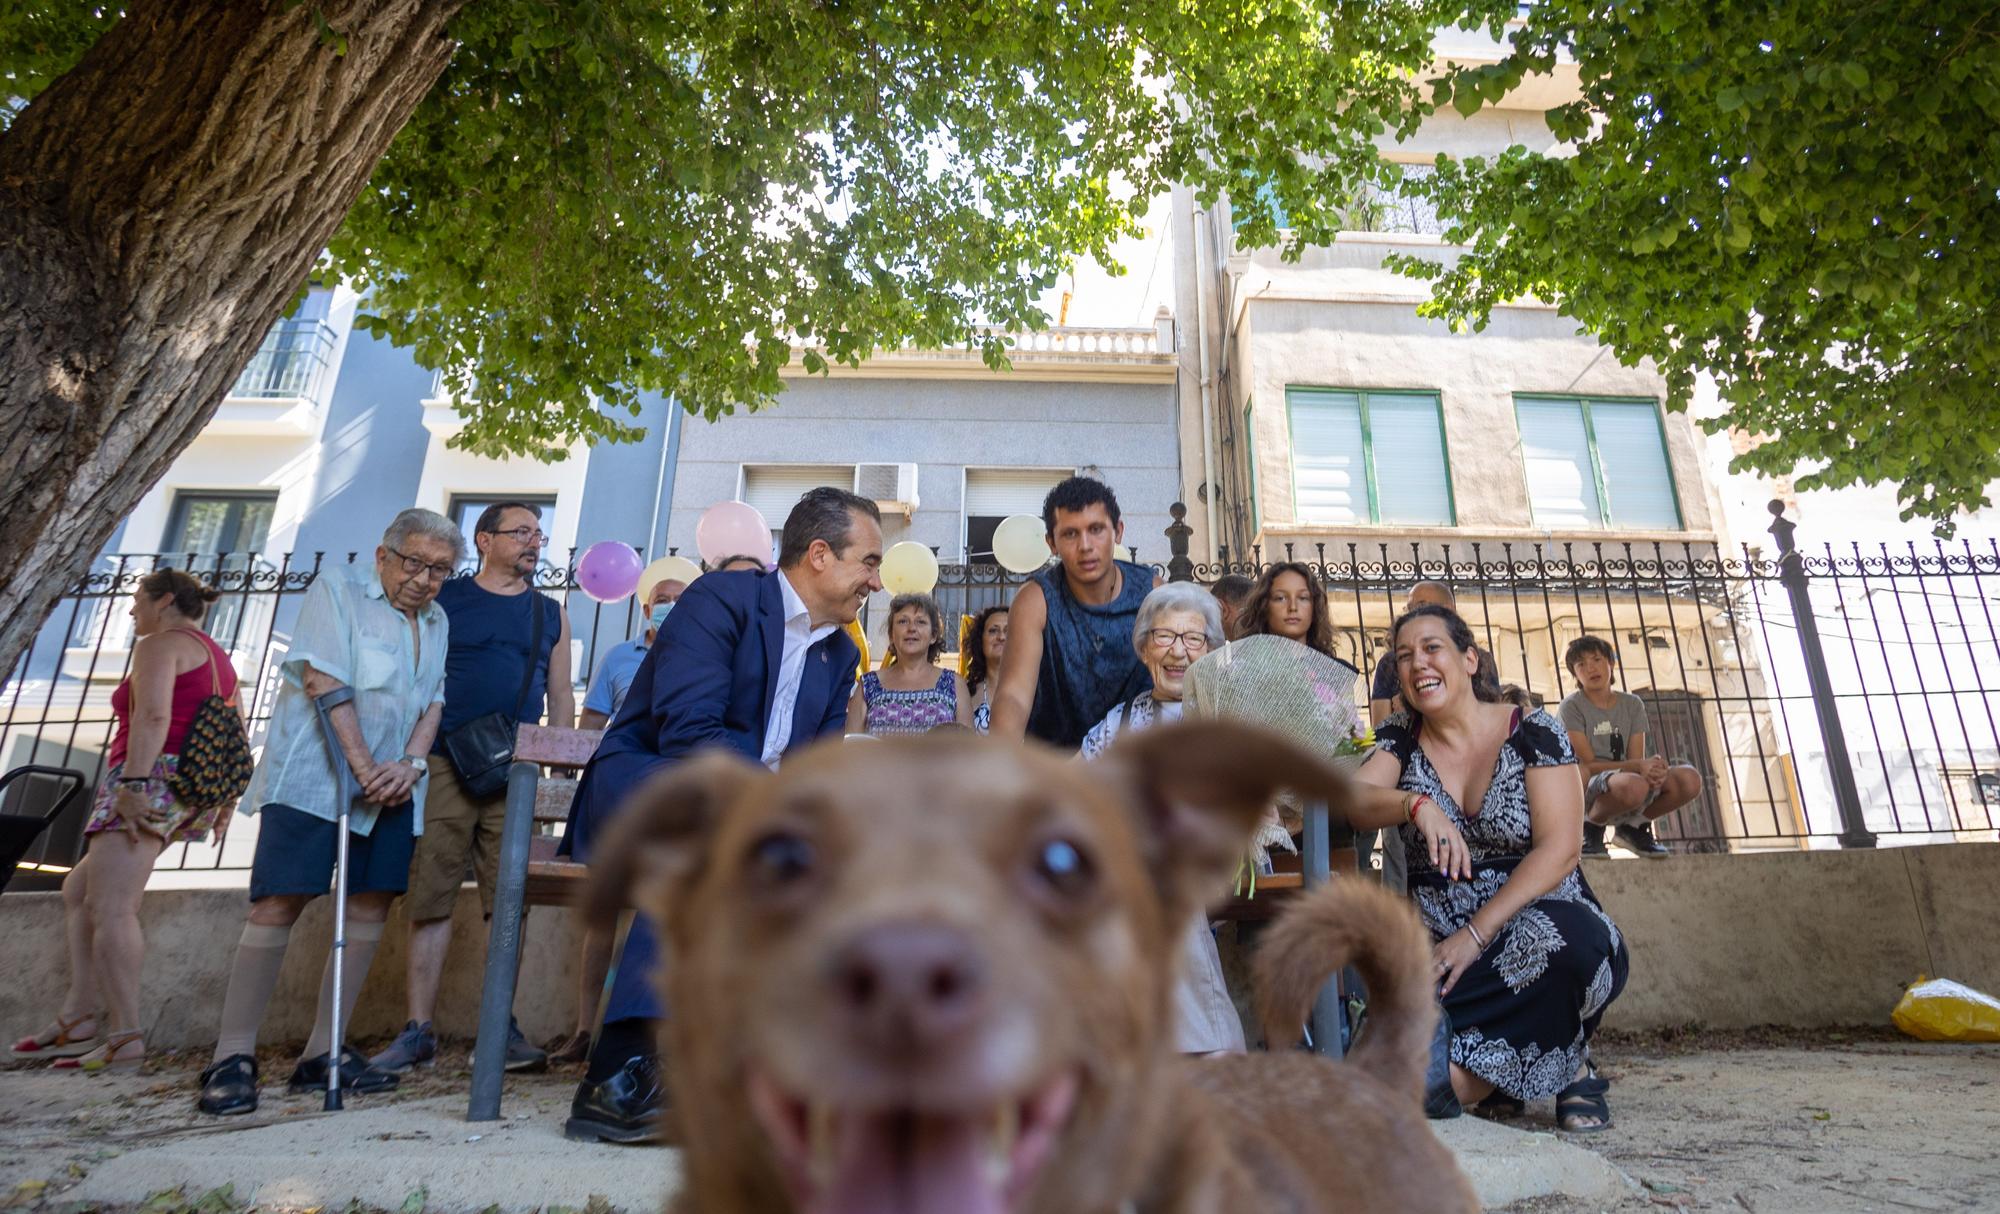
[991,515,1051,574]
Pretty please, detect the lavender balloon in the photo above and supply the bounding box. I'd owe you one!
[575,541,644,603]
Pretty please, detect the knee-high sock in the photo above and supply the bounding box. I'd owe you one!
[302,919,385,1059]
[212,923,293,1064]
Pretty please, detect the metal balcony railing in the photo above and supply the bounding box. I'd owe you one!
[229,318,337,400]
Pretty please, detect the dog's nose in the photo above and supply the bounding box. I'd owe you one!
[829,921,984,1052]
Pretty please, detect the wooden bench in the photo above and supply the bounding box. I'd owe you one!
[468,724,603,1121]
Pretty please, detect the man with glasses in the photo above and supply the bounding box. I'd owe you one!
[197,509,459,1115]
[373,502,573,1075]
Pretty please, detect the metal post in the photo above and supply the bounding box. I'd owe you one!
[1165,502,1195,583]
[1767,501,1876,848]
[1299,800,1344,1058]
[468,758,540,1120]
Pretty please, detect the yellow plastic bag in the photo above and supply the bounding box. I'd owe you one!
[1891,975,2000,1043]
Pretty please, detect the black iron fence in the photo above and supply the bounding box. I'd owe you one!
[5,504,1997,882]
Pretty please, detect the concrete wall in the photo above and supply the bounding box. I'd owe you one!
[5,843,1991,1050]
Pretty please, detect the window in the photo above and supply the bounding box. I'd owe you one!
[963,468,1070,563]
[1286,388,1454,526]
[1243,401,1261,538]
[164,492,278,555]
[741,465,854,562]
[448,496,558,561]
[1515,397,1681,530]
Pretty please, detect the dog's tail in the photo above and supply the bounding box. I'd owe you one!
[1253,879,1438,1100]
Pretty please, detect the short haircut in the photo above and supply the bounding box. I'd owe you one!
[713,554,767,573]
[1131,582,1225,658]
[1041,475,1121,537]
[886,592,947,663]
[137,569,221,623]
[383,508,466,565]
[777,486,881,568]
[1407,580,1457,610]
[473,500,539,536]
[1565,635,1618,674]
[1210,574,1255,606]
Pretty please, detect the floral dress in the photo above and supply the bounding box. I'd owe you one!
[860,669,960,735]
[1375,707,1629,1100]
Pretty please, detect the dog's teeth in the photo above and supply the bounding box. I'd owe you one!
[808,1102,835,1185]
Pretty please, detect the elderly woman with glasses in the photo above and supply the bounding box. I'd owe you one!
[1079,583,1243,1054]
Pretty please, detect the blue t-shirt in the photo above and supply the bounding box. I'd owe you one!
[583,638,649,720]
[430,577,561,752]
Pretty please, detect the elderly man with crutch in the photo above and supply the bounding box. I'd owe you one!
[195,509,457,1116]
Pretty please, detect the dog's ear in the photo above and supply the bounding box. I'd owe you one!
[1096,720,1351,922]
[583,749,764,929]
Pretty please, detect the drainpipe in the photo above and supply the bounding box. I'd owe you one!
[644,395,685,557]
[1190,200,1220,562]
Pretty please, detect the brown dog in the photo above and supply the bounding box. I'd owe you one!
[586,720,1478,1214]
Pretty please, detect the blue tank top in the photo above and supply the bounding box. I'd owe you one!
[1025,560,1154,749]
[430,577,561,751]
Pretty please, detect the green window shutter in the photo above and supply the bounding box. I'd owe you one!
[1517,397,1604,527]
[1587,401,1681,529]
[1288,389,1368,523]
[1364,392,1453,525]
[1243,400,1260,537]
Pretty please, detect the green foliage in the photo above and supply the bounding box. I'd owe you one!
[1395,1,2000,531]
[7,0,1460,461]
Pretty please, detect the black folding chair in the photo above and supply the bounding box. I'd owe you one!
[0,766,89,894]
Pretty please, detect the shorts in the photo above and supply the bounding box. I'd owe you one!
[1583,769,1663,826]
[404,755,505,922]
[84,755,224,845]
[248,800,415,901]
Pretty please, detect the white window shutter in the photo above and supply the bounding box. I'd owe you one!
[1518,398,1603,527]
[1289,390,1366,524]
[1365,393,1453,526]
[741,465,855,531]
[1588,402,1681,529]
[963,468,1069,516]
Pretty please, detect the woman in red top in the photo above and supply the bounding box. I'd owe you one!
[10,570,239,1072]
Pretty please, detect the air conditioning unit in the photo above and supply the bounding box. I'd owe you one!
[856,463,919,519]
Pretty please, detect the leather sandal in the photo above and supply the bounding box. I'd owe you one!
[11,1012,99,1059]
[1556,1063,1612,1133]
[56,1030,145,1073]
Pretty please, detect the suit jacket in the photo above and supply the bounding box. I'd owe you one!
[564,568,860,861]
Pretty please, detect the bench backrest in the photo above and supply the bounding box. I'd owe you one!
[512,724,603,824]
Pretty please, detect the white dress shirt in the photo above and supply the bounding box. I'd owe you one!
[762,571,838,769]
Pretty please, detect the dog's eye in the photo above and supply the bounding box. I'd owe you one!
[1031,837,1095,898]
[747,831,815,886]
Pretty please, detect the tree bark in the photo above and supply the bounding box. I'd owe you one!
[0,0,464,678]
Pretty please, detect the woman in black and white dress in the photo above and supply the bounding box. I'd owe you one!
[1351,603,1628,1131]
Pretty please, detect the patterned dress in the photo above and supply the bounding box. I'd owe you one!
[860,669,960,735]
[1375,707,1629,1100]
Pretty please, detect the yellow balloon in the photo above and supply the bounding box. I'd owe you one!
[1112,544,1132,563]
[844,618,870,681]
[991,515,1050,574]
[879,541,940,595]
[638,555,702,598]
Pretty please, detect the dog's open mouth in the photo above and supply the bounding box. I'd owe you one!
[748,1068,1079,1214]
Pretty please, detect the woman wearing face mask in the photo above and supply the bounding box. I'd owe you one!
[1078,583,1243,1053]
[1232,562,1356,673]
[579,578,684,730]
[962,605,1009,734]
[847,592,972,735]
[1347,604,1628,1131]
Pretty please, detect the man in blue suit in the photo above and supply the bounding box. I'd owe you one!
[561,486,883,1142]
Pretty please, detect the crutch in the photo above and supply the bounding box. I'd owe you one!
[309,686,362,1112]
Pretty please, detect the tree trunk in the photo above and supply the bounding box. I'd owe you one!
[0,0,465,678]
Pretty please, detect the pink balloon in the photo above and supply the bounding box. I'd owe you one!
[575,541,644,603]
[696,500,773,567]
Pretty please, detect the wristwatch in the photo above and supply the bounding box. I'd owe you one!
[400,754,427,771]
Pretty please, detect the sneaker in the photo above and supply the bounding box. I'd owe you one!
[197,1053,259,1116]
[287,1045,399,1094]
[505,1017,548,1072]
[1581,822,1608,857]
[369,1020,436,1073]
[1612,821,1671,858]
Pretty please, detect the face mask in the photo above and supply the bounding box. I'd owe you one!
[649,602,674,630]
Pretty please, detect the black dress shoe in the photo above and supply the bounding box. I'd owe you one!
[1581,823,1608,856]
[287,1045,399,1094]
[197,1053,259,1116]
[1612,822,1671,857]
[565,1055,669,1144]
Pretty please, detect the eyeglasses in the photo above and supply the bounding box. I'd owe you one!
[1145,629,1211,654]
[385,546,456,582]
[486,526,547,545]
